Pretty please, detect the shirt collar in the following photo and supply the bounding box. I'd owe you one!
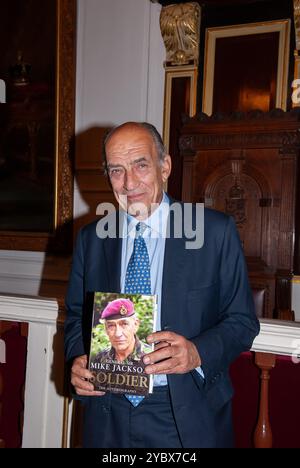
[122,192,170,238]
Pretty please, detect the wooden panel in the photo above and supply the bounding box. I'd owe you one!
[75,127,110,169]
[76,171,111,192]
[180,110,300,318]
[74,126,115,237]
[213,32,279,113]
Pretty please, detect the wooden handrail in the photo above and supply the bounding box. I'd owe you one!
[254,352,276,448]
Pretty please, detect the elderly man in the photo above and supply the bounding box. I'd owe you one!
[65,121,259,448]
[94,298,150,364]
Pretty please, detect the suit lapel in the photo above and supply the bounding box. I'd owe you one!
[161,205,186,331]
[103,212,123,293]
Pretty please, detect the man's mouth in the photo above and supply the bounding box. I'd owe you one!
[126,193,145,202]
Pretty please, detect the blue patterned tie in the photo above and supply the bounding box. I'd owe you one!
[124,222,151,407]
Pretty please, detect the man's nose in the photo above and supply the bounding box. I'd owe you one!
[124,169,139,191]
[115,324,123,336]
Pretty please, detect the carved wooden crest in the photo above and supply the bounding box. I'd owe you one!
[160,2,201,66]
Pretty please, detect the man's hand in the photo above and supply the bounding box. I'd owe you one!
[71,355,106,397]
[143,331,201,375]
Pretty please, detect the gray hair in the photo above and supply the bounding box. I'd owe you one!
[102,122,167,172]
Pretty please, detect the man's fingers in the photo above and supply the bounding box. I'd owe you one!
[71,375,95,392]
[72,375,106,396]
[147,331,177,344]
[73,355,88,368]
[154,341,170,351]
[71,354,105,397]
[72,365,93,381]
[144,344,176,365]
[76,388,106,397]
[71,357,93,380]
[144,357,181,375]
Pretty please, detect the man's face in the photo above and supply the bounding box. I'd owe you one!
[105,316,139,355]
[105,125,171,218]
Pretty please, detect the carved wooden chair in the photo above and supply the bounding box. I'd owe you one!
[252,288,266,318]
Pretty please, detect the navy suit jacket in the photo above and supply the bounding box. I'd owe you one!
[65,204,260,448]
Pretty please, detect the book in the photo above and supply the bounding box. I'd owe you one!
[88,292,157,396]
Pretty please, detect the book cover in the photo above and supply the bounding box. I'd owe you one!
[88,292,157,396]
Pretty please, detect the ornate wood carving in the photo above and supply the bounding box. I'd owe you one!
[294,0,300,51]
[160,2,201,66]
[180,110,300,318]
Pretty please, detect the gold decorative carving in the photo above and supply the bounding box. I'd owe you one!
[294,0,300,51]
[293,1,300,108]
[160,2,201,66]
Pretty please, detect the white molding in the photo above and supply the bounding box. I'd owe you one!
[0,294,58,324]
[0,250,45,262]
[0,272,43,282]
[0,251,45,296]
[252,319,300,357]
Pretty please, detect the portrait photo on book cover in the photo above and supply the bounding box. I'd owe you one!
[89,292,157,396]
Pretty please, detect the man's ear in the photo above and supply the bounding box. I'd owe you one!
[134,317,140,332]
[161,155,172,183]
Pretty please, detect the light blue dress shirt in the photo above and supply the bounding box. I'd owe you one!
[121,193,204,386]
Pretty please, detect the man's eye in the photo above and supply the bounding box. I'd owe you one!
[110,168,122,176]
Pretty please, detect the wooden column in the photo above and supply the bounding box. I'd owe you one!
[254,352,276,448]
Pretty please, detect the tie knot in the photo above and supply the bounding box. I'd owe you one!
[136,222,147,237]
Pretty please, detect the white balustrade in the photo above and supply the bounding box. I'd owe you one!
[1,294,300,448]
[0,294,66,448]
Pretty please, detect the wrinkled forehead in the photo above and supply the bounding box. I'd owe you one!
[105,316,135,326]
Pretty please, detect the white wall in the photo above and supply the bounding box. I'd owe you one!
[75,0,165,218]
[0,0,165,295]
[76,0,164,130]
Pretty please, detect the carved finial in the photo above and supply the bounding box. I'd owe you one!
[160,2,201,66]
[294,0,300,51]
